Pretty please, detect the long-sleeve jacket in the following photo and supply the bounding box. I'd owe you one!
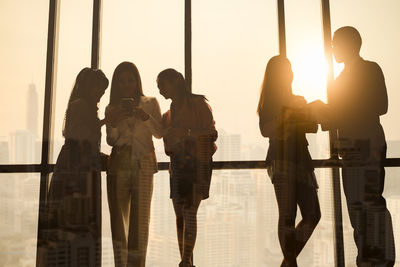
[328,57,387,149]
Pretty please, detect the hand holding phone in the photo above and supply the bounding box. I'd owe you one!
[120,98,135,116]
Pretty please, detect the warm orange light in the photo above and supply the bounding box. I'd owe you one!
[290,44,329,103]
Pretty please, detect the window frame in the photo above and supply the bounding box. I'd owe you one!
[0,1,398,266]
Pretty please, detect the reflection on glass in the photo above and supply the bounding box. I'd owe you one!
[384,169,400,266]
[102,171,179,266]
[0,173,39,266]
[342,167,400,267]
[0,2,48,164]
[114,169,334,266]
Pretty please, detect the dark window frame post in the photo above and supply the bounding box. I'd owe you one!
[185,0,192,93]
[277,0,345,266]
[277,0,287,57]
[321,1,345,266]
[0,0,389,265]
[184,2,195,265]
[91,0,102,69]
[36,0,60,265]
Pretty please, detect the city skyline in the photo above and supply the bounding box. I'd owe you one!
[1,123,400,266]
[2,1,400,266]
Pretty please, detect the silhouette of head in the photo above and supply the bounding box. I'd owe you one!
[257,55,293,114]
[63,68,108,136]
[157,68,190,100]
[332,26,362,63]
[69,68,109,105]
[110,61,144,105]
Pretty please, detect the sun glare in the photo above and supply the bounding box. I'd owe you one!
[290,45,328,103]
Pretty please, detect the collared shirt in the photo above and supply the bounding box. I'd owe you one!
[105,96,163,159]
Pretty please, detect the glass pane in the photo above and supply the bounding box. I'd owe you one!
[52,0,93,163]
[192,0,278,161]
[0,1,48,164]
[340,171,357,267]
[285,0,330,160]
[103,168,334,266]
[330,0,400,158]
[202,170,333,266]
[341,167,400,266]
[0,173,40,266]
[100,0,184,161]
[101,172,114,266]
[101,170,179,265]
[147,170,180,265]
[385,168,400,266]
[285,1,335,265]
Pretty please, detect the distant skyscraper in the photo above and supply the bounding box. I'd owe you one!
[214,129,242,161]
[0,141,9,164]
[9,83,41,164]
[10,130,36,163]
[27,83,39,138]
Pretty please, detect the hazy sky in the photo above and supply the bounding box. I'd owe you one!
[1,0,400,162]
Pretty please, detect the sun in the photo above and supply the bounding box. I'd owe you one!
[289,44,329,103]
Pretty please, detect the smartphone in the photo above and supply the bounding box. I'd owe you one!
[120,98,135,116]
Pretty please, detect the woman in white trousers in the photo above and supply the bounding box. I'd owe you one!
[105,62,163,267]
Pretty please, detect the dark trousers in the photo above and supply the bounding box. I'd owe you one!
[342,146,395,266]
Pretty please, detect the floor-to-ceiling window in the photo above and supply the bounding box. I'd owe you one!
[0,1,48,265]
[330,1,400,266]
[1,1,400,266]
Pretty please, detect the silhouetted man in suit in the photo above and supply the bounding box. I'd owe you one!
[328,26,395,267]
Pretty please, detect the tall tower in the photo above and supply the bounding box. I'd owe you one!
[26,83,38,137]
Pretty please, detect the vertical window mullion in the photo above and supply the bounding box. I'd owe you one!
[36,0,60,265]
[321,1,345,266]
[91,0,102,69]
[185,0,192,92]
[277,0,286,57]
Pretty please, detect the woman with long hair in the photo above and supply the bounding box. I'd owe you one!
[257,56,321,267]
[44,68,109,267]
[157,68,217,267]
[105,61,163,267]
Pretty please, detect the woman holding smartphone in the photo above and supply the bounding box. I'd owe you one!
[105,62,163,267]
[157,68,217,267]
[257,56,321,267]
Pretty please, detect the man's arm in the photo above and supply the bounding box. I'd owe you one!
[370,62,388,116]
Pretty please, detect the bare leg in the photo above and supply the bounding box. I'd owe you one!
[295,181,321,256]
[173,196,202,267]
[173,199,185,260]
[273,177,298,267]
[181,196,202,265]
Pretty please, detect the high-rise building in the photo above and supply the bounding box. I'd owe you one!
[0,140,9,164]
[214,129,242,161]
[27,83,39,138]
[10,130,36,164]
